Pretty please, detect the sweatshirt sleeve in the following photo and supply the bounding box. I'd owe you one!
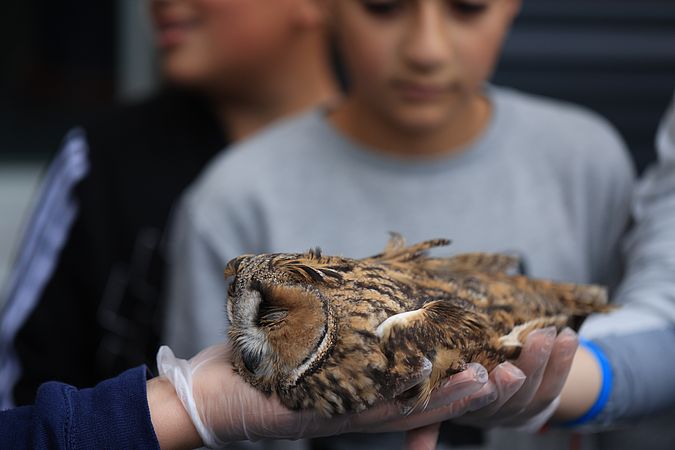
[0,366,160,450]
[580,94,675,426]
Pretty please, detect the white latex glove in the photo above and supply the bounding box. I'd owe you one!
[456,327,579,432]
[157,343,495,448]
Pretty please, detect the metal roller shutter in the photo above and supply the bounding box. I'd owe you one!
[493,0,675,172]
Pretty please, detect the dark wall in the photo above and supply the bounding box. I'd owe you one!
[0,0,116,161]
[493,0,675,173]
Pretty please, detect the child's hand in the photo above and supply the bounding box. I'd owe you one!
[455,327,579,431]
[155,343,491,449]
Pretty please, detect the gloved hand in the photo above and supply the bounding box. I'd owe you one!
[157,343,495,448]
[455,326,579,432]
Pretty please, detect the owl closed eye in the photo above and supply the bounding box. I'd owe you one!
[228,276,335,393]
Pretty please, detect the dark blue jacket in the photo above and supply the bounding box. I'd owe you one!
[0,366,160,449]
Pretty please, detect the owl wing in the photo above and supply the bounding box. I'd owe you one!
[365,234,522,277]
[415,253,523,285]
[375,299,495,411]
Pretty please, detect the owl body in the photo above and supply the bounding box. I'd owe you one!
[225,235,610,417]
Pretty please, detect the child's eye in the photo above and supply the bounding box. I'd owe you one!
[359,0,403,17]
[449,1,488,17]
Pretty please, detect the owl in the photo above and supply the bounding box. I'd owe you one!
[224,234,610,417]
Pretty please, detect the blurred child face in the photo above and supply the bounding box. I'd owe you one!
[150,0,312,93]
[331,0,520,134]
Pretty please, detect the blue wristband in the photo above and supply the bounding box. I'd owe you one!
[560,338,613,427]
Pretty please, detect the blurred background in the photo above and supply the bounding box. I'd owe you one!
[1,0,674,304]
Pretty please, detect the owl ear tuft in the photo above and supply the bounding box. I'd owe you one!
[224,255,252,279]
[306,247,323,259]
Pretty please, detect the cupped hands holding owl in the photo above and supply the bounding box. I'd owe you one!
[156,343,496,449]
[156,234,590,449]
[155,331,578,450]
[221,236,600,437]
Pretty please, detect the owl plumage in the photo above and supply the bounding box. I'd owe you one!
[224,234,611,417]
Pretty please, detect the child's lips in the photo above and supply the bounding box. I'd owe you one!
[155,18,201,48]
[392,80,455,101]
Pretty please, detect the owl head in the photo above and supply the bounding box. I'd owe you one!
[224,251,343,394]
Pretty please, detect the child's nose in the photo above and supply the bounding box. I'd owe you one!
[400,3,453,72]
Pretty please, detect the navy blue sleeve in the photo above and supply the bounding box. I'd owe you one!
[0,366,160,449]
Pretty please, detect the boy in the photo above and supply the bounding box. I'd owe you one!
[0,0,338,410]
[165,0,673,448]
